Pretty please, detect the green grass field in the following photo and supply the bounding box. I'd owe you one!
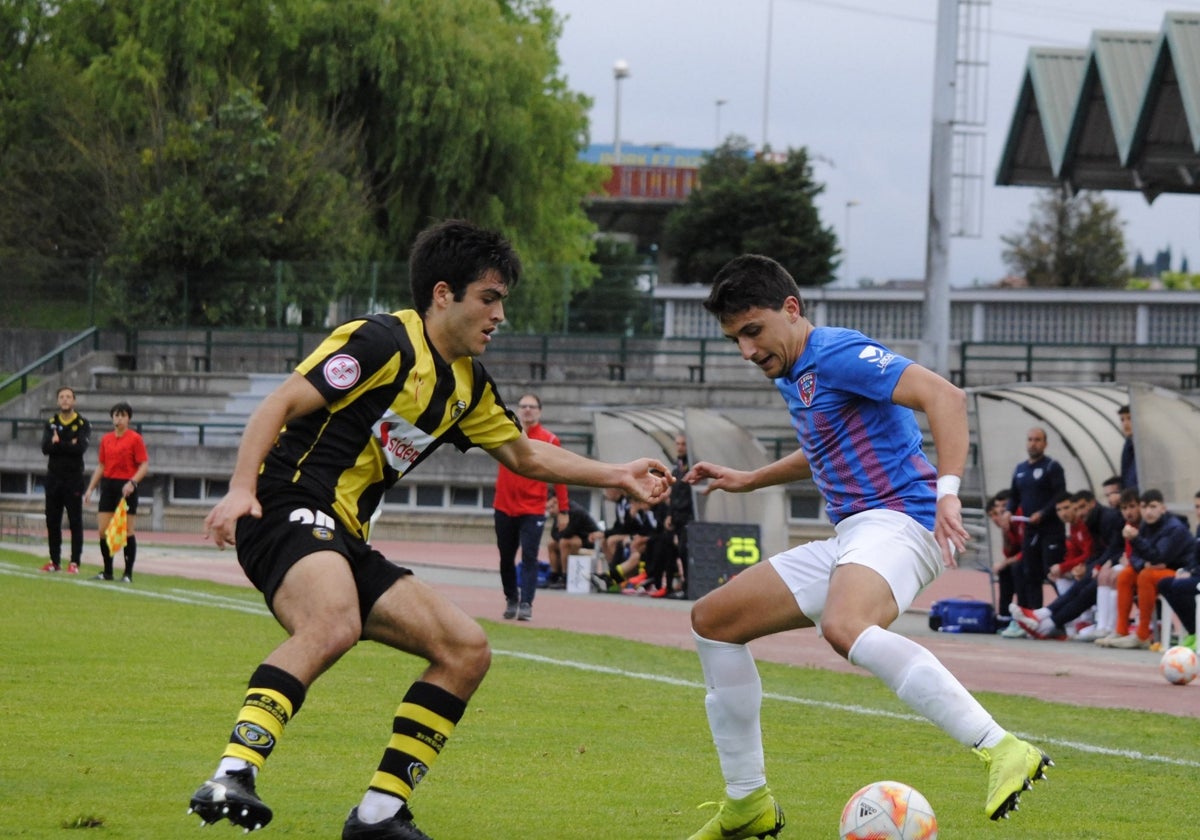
[2,546,1198,839]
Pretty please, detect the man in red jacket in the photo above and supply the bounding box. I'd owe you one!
[493,393,569,621]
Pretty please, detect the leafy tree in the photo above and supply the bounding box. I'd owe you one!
[663,137,838,286]
[105,87,374,326]
[563,237,655,334]
[0,0,603,330]
[1001,187,1129,287]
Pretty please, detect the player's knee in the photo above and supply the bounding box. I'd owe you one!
[299,617,361,664]
[690,598,724,640]
[441,622,491,689]
[819,615,863,659]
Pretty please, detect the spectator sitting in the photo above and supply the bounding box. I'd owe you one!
[1048,491,1089,596]
[1155,489,1200,650]
[1010,489,1119,640]
[545,497,602,589]
[1098,488,1193,649]
[1076,488,1127,640]
[1101,475,1123,510]
[987,490,1024,637]
[613,500,664,590]
[638,433,695,598]
[600,487,636,587]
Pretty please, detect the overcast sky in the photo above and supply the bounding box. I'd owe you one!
[550,0,1200,286]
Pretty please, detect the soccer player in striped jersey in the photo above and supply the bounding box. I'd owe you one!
[681,255,1051,840]
[188,220,671,838]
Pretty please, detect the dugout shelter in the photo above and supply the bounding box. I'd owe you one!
[972,383,1200,565]
[591,406,788,563]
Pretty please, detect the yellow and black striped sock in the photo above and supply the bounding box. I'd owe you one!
[368,681,466,801]
[222,664,307,770]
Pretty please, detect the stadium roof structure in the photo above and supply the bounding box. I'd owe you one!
[972,383,1200,563]
[997,11,1200,201]
[591,406,787,559]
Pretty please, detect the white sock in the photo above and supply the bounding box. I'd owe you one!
[848,625,1005,749]
[1096,585,1115,633]
[356,790,403,824]
[215,757,254,778]
[694,631,766,799]
[1037,616,1057,636]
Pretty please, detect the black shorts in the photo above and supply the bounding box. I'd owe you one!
[234,484,412,627]
[550,524,595,550]
[98,478,139,515]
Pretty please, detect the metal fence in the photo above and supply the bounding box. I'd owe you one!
[0,258,662,336]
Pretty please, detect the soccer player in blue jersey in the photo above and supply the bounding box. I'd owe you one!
[682,255,1051,839]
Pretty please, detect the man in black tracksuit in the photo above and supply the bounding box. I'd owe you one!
[40,386,91,573]
[1003,426,1066,609]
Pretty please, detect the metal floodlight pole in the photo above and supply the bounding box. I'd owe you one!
[613,59,630,164]
[844,200,860,283]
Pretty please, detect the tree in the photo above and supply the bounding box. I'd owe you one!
[564,238,655,334]
[663,137,838,286]
[1001,187,1129,288]
[0,0,603,329]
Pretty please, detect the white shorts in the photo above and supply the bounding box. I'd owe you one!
[768,508,943,626]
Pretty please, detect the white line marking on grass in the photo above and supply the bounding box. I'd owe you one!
[4,561,1196,769]
[0,561,271,616]
[494,650,1200,769]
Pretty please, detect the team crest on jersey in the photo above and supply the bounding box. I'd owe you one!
[323,354,361,390]
[450,399,467,420]
[312,526,333,541]
[797,372,817,406]
[858,345,895,372]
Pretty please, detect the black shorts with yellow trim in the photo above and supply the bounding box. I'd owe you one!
[234,483,412,627]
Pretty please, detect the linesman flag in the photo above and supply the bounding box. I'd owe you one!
[105,497,129,555]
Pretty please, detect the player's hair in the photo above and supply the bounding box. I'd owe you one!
[409,219,522,315]
[1139,488,1164,504]
[1117,404,1131,416]
[56,386,75,398]
[110,401,133,418]
[1052,491,1072,506]
[704,254,806,320]
[1119,487,1140,506]
[1102,475,1121,488]
[1072,489,1095,504]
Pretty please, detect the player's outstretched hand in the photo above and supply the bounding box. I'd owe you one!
[935,494,970,568]
[204,487,262,549]
[684,461,752,495]
[622,458,674,504]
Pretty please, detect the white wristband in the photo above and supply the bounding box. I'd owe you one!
[936,475,961,500]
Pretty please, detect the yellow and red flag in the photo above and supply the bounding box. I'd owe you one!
[105,497,128,555]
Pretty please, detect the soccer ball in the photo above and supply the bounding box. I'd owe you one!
[839,780,938,840]
[1159,645,1198,685]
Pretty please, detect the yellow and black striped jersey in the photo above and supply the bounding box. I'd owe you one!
[260,310,521,539]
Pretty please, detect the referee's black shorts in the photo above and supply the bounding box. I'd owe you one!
[98,477,139,515]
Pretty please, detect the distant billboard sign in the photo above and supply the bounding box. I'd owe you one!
[583,143,710,169]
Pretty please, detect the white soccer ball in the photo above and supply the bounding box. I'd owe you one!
[1159,645,1198,685]
[839,780,938,840]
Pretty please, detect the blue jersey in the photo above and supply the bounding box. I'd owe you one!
[776,327,937,529]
